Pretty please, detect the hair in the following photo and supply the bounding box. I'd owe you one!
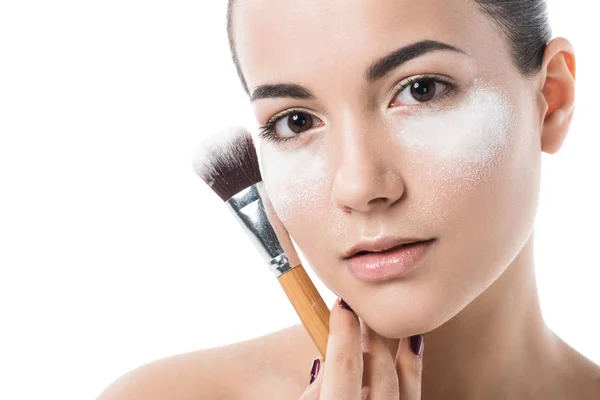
[226,0,552,95]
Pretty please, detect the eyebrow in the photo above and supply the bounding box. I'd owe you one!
[249,39,466,102]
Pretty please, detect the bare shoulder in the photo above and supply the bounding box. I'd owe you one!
[570,352,600,398]
[96,324,319,400]
[553,337,600,399]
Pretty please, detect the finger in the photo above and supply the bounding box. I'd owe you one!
[320,298,363,400]
[395,334,424,399]
[360,321,400,399]
[298,357,324,400]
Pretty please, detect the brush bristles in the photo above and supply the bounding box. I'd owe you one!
[191,126,262,201]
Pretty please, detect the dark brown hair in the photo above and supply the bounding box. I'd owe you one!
[226,0,552,95]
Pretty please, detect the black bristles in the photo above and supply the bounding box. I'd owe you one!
[191,126,262,201]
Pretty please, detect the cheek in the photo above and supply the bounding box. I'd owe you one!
[398,84,514,166]
[400,85,538,277]
[395,85,517,218]
[260,143,329,229]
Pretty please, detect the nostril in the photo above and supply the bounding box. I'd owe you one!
[341,205,353,214]
[368,197,390,206]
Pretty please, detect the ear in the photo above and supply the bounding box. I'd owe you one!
[538,37,576,154]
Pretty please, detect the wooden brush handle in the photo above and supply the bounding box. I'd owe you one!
[277,264,330,359]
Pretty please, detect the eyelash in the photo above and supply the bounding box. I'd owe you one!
[258,74,458,143]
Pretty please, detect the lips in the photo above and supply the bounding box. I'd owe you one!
[343,237,438,281]
[343,237,435,260]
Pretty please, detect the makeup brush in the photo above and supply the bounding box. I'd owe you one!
[191,126,330,358]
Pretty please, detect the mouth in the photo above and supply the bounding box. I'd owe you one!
[343,237,438,282]
[343,237,437,260]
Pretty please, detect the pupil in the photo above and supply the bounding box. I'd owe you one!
[414,82,427,94]
[288,113,312,134]
[410,79,435,102]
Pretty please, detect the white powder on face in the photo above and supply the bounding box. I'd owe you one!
[258,82,515,242]
[394,82,516,225]
[259,139,347,244]
[397,82,514,165]
[260,143,329,225]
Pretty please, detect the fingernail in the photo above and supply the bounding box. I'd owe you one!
[339,298,354,313]
[309,357,321,384]
[410,334,424,357]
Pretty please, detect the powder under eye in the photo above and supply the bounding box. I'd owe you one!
[258,81,516,244]
[393,82,517,228]
[260,144,329,225]
[396,81,515,165]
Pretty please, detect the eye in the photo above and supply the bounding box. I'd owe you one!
[390,76,452,107]
[259,110,323,141]
[258,75,456,144]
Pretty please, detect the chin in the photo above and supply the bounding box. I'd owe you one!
[357,292,460,339]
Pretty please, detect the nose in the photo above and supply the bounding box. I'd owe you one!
[330,125,405,214]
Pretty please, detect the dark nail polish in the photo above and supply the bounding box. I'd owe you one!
[309,358,321,384]
[410,334,424,357]
[339,298,354,312]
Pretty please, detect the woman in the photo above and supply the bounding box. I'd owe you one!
[99,0,600,398]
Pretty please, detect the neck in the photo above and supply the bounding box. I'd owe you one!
[418,233,563,399]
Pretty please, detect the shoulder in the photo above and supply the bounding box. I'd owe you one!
[96,324,320,400]
[547,335,600,399]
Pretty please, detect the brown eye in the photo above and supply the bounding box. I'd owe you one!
[391,77,449,106]
[273,111,321,138]
[410,79,436,102]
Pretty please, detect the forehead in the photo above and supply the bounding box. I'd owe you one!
[232,0,509,91]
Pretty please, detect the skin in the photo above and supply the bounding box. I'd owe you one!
[97,0,598,399]
[229,0,599,398]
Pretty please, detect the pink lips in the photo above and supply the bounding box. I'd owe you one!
[343,238,437,281]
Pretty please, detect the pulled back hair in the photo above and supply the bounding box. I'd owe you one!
[226,0,552,95]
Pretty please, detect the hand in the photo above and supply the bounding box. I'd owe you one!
[299,298,424,399]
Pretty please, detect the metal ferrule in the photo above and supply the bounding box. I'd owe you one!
[226,185,293,277]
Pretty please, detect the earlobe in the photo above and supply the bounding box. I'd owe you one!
[539,37,576,155]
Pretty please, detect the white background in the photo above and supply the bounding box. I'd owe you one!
[0,1,598,399]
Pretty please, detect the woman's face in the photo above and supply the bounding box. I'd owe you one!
[233,0,543,337]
